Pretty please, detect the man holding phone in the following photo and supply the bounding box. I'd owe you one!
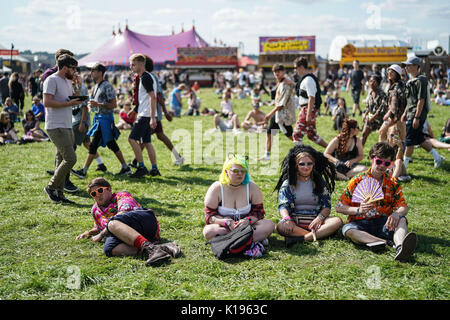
[43,54,83,204]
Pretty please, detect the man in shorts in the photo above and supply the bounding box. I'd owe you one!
[259,64,296,161]
[76,177,181,266]
[401,56,445,169]
[336,142,417,262]
[292,57,328,148]
[346,60,365,117]
[128,54,159,178]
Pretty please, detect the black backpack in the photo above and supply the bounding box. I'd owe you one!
[296,73,322,111]
[206,222,254,260]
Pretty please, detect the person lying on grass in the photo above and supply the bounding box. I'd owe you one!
[203,154,275,258]
[275,144,342,247]
[336,142,417,262]
[76,177,181,266]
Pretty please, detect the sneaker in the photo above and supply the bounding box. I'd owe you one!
[128,159,138,169]
[174,156,185,166]
[149,168,161,176]
[394,232,417,262]
[434,156,445,169]
[44,186,61,204]
[96,163,107,172]
[117,166,132,176]
[71,168,86,179]
[130,166,149,178]
[64,179,79,193]
[397,175,412,182]
[141,242,171,266]
[233,128,242,135]
[57,192,76,205]
[258,154,271,161]
[158,242,182,258]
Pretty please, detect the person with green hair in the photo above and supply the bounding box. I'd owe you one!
[203,154,275,257]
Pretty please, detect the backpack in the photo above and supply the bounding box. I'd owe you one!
[206,222,254,260]
[296,73,322,111]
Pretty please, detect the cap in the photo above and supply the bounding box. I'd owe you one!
[387,64,402,77]
[90,63,106,73]
[402,56,421,67]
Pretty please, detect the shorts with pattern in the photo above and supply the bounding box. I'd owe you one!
[293,106,321,143]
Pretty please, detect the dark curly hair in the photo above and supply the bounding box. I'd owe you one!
[274,144,336,195]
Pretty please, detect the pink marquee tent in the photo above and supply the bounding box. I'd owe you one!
[78,25,209,67]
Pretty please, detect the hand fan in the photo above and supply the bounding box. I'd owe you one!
[352,177,384,203]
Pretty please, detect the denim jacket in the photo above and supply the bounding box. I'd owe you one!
[277,178,331,215]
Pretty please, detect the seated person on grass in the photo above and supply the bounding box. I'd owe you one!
[275,144,342,247]
[203,154,275,258]
[241,103,267,133]
[336,142,417,262]
[76,177,181,266]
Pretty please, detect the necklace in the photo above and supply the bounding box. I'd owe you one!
[229,183,241,187]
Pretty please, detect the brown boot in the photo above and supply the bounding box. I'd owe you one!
[158,242,182,258]
[141,242,170,266]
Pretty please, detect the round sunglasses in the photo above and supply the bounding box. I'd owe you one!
[90,187,105,198]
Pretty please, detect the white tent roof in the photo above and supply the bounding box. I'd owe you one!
[328,35,411,62]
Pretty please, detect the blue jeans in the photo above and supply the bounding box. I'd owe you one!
[342,215,408,241]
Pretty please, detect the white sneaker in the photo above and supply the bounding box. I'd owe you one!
[258,154,270,161]
[174,156,185,166]
[397,175,412,182]
[434,156,445,169]
[233,128,242,135]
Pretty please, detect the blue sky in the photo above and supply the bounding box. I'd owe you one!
[1,0,449,56]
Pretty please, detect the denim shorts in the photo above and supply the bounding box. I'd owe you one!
[103,209,159,257]
[342,215,408,240]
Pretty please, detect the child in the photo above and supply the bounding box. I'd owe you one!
[332,97,348,131]
[3,98,20,123]
[0,111,18,144]
[116,101,135,130]
[31,96,45,122]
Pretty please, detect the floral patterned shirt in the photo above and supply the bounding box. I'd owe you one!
[337,170,408,223]
[91,191,142,231]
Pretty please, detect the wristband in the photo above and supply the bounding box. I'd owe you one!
[244,216,252,224]
[356,207,361,217]
[318,214,326,222]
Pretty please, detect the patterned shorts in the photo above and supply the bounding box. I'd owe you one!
[293,106,321,143]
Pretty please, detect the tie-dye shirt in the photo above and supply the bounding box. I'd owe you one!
[91,191,142,231]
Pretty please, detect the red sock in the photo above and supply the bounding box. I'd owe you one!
[133,235,148,250]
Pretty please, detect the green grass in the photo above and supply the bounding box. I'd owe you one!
[0,87,449,300]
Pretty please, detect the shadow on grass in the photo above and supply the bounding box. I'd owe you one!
[415,234,450,257]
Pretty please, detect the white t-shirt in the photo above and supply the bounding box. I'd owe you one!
[221,100,233,114]
[137,71,158,118]
[43,73,74,130]
[298,76,317,106]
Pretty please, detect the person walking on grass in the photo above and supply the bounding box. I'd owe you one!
[291,57,328,148]
[258,64,296,161]
[76,177,181,266]
[42,54,83,204]
[336,142,417,262]
[127,54,160,178]
[401,56,445,169]
[71,63,131,179]
[346,60,365,117]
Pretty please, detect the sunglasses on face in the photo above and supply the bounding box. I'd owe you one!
[373,157,392,167]
[90,187,105,198]
[229,168,247,174]
[298,162,314,167]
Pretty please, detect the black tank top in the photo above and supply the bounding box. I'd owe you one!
[333,136,358,162]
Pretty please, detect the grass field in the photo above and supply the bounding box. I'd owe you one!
[0,87,448,300]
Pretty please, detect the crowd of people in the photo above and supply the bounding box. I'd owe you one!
[0,48,449,266]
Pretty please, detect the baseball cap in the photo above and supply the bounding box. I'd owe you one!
[402,56,421,67]
[387,64,402,77]
[90,63,106,73]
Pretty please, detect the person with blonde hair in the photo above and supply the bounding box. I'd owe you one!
[203,154,274,257]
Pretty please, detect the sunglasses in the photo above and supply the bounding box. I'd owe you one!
[298,162,314,167]
[373,157,392,167]
[229,168,247,174]
[90,187,105,198]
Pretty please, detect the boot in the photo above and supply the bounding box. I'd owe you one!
[158,242,182,258]
[141,242,170,266]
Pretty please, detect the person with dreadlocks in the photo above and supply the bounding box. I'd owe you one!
[324,118,367,180]
[275,145,342,247]
[203,154,275,257]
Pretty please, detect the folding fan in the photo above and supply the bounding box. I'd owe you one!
[351,177,384,203]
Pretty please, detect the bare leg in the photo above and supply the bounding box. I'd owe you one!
[345,229,386,245]
[203,224,229,241]
[129,138,144,163]
[144,142,157,166]
[304,216,343,241]
[346,165,367,179]
[393,217,408,247]
[252,219,275,242]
